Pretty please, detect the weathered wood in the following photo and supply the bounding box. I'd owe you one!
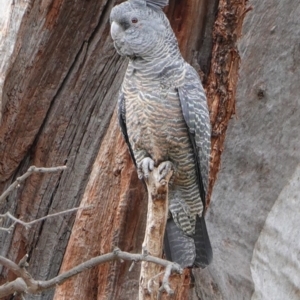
[166,0,207,63]
[138,165,173,300]
[0,278,27,298]
[0,1,128,299]
[53,112,147,300]
[205,0,249,206]
[0,0,120,181]
[0,1,27,121]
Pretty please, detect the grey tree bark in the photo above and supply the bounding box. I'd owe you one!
[192,0,300,299]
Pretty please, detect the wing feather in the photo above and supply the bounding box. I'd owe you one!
[178,65,211,210]
[118,92,136,166]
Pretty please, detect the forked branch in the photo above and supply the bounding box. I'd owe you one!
[0,165,67,206]
[0,248,182,298]
[0,165,75,233]
[0,206,93,233]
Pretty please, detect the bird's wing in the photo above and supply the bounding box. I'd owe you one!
[178,64,211,210]
[118,92,136,166]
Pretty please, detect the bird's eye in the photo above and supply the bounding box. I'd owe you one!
[131,17,138,24]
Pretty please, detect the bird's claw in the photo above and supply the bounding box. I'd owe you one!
[158,161,174,183]
[138,157,154,180]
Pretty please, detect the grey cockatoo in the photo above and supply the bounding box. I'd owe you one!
[110,0,212,268]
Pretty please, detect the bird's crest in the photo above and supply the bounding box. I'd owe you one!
[130,0,168,9]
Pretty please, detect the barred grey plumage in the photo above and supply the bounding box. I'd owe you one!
[110,0,212,268]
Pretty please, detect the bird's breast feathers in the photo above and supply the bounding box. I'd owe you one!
[123,78,191,164]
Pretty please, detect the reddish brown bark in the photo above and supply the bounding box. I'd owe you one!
[0,2,128,299]
[205,0,249,206]
[0,0,117,182]
[53,112,147,299]
[166,0,208,62]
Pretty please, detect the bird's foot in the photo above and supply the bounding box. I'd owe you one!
[158,161,174,183]
[153,161,174,200]
[137,157,154,180]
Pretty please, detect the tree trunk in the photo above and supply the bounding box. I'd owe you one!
[192,0,300,299]
[0,0,250,299]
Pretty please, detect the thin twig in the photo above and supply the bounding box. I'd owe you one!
[129,261,136,272]
[0,248,182,298]
[0,165,70,232]
[0,278,27,298]
[158,264,175,299]
[0,223,15,233]
[147,271,164,294]
[18,254,29,268]
[0,206,93,232]
[0,165,67,206]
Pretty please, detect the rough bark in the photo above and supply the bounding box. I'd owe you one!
[205,0,249,206]
[138,165,174,300]
[0,0,249,299]
[192,0,300,299]
[53,113,147,300]
[0,1,128,299]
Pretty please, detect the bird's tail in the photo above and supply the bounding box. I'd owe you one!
[163,214,212,268]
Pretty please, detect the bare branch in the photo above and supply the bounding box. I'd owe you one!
[0,164,181,298]
[0,278,27,298]
[129,261,136,272]
[0,248,182,298]
[158,264,175,299]
[0,206,93,232]
[147,271,164,294]
[0,255,39,295]
[139,162,175,300]
[0,165,67,206]
[0,165,78,232]
[0,256,25,278]
[0,223,15,233]
[18,254,29,268]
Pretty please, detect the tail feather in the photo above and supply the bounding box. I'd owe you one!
[164,215,212,268]
[193,215,213,268]
[164,218,196,268]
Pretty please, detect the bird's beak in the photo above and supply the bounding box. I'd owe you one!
[110,21,123,41]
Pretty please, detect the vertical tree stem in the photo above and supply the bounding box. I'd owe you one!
[139,165,173,300]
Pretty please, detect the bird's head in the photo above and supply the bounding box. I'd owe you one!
[110,0,170,60]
